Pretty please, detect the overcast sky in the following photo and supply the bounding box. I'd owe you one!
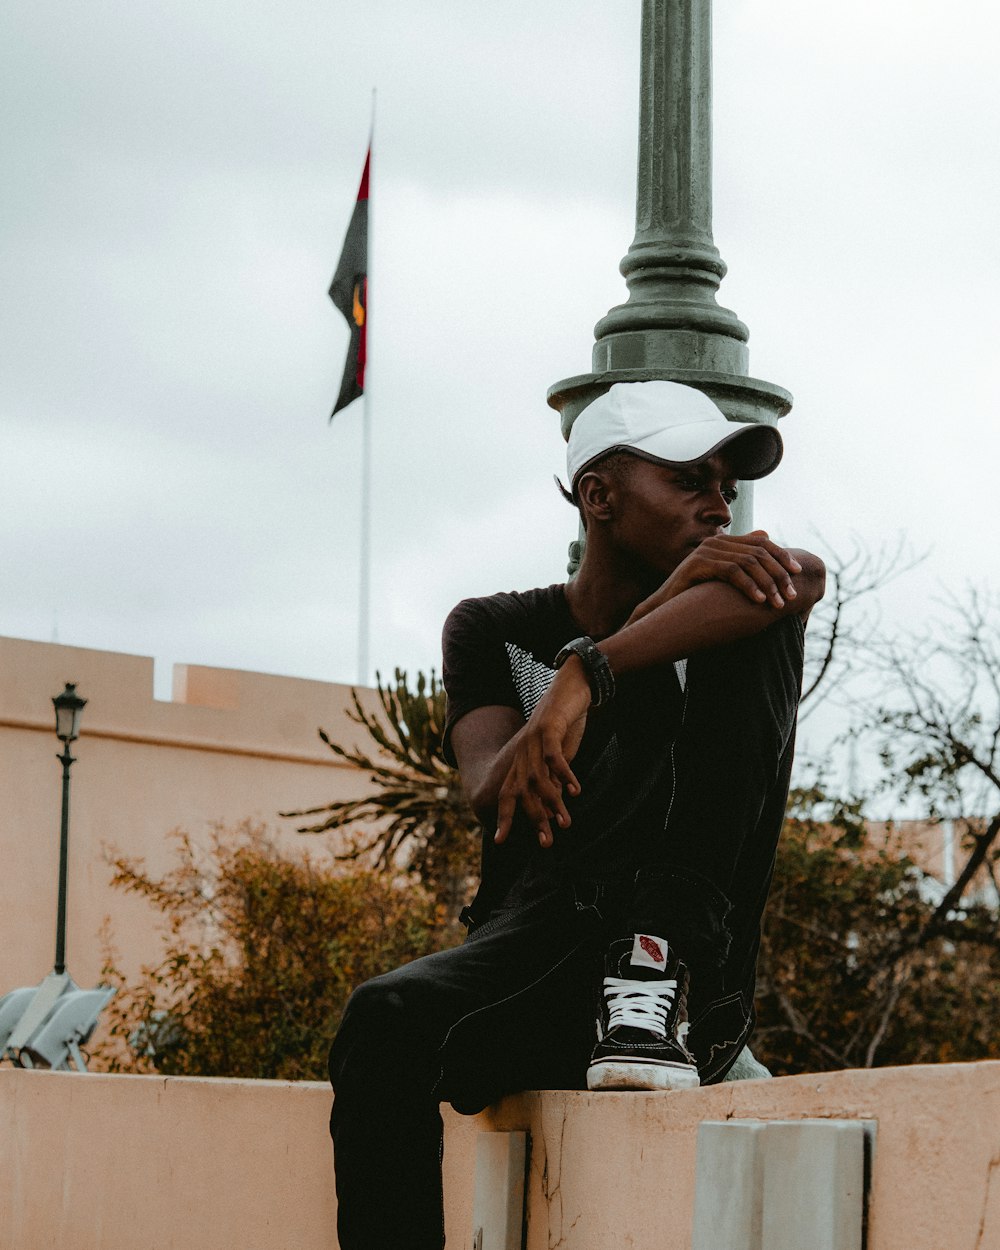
[4,0,999,763]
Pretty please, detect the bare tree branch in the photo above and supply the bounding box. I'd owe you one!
[798,533,925,717]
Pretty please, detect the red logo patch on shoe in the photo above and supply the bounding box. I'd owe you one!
[639,936,663,963]
[631,933,668,970]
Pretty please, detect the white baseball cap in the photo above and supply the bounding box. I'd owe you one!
[566,380,782,496]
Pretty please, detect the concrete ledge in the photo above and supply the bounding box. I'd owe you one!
[3,1062,1000,1249]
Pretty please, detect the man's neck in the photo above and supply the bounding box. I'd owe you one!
[563,552,662,642]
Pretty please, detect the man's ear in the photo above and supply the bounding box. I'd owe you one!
[577,471,614,525]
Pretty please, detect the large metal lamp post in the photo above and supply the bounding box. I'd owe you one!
[2,682,90,1062]
[3,684,114,1072]
[52,682,87,976]
[3,681,116,1071]
[549,0,791,554]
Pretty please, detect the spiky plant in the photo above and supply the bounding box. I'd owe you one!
[282,669,480,920]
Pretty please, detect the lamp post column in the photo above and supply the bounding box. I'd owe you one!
[548,0,791,543]
[50,681,86,977]
[53,738,75,976]
[4,683,88,1059]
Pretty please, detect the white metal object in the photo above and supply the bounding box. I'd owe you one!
[0,988,38,1056]
[691,1119,767,1247]
[4,970,73,1054]
[17,986,115,1072]
[692,1118,874,1250]
[471,1131,527,1250]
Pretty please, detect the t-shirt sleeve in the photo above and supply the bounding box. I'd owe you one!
[441,596,523,766]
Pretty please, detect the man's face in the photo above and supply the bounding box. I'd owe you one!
[608,451,738,578]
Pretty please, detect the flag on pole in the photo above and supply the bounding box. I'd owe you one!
[329,148,370,417]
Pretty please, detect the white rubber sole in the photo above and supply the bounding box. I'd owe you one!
[587,1059,701,1092]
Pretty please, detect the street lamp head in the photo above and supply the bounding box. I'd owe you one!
[53,683,87,744]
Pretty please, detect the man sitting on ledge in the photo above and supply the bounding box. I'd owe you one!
[329,380,825,1249]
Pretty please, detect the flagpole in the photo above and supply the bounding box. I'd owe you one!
[357,91,375,687]
[358,384,371,686]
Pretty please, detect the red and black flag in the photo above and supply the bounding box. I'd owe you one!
[329,148,369,417]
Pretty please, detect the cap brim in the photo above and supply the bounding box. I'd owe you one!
[634,422,784,480]
[572,422,783,493]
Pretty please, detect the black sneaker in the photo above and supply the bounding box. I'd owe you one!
[587,933,700,1092]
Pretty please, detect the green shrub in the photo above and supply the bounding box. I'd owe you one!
[94,822,454,1079]
[755,791,1000,1073]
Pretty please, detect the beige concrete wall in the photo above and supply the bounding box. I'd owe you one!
[0,636,376,993]
[2,1062,999,1249]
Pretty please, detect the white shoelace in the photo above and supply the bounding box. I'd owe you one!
[603,975,678,1036]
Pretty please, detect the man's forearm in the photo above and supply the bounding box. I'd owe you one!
[466,723,526,823]
[465,552,824,846]
[598,556,823,678]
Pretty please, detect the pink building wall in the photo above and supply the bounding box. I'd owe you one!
[0,636,375,994]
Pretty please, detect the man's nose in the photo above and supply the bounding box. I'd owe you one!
[703,487,732,526]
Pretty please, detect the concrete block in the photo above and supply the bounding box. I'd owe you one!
[760,1119,868,1250]
[692,1120,767,1249]
[692,1119,874,1250]
[471,1130,527,1250]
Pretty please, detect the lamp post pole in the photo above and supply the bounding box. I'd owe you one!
[3,684,89,1060]
[549,0,791,551]
[51,683,86,977]
[53,738,76,976]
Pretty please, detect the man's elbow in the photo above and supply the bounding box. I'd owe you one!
[464,769,502,826]
[790,549,826,616]
[467,782,497,826]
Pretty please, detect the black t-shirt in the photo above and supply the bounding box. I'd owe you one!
[442,584,577,762]
[442,584,686,889]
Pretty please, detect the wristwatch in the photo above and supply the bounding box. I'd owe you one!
[553,636,615,707]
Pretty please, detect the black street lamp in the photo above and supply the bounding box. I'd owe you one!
[0,683,113,1069]
[52,683,87,976]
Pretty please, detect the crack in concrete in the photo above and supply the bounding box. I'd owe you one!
[548,1212,581,1250]
[538,1103,569,1249]
[973,1147,1000,1249]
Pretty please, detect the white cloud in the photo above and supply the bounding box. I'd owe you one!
[3,0,999,762]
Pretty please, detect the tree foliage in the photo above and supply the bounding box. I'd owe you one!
[868,588,1000,925]
[92,823,447,1079]
[755,787,1000,1075]
[756,584,1000,1074]
[94,578,1000,1080]
[282,669,479,923]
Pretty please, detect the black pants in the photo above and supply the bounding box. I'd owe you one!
[328,617,805,1250]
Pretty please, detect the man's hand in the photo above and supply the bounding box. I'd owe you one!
[494,657,592,849]
[626,530,803,626]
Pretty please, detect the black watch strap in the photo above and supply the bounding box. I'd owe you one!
[553,636,615,707]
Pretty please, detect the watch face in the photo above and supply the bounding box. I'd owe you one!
[553,637,613,707]
[555,636,591,667]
